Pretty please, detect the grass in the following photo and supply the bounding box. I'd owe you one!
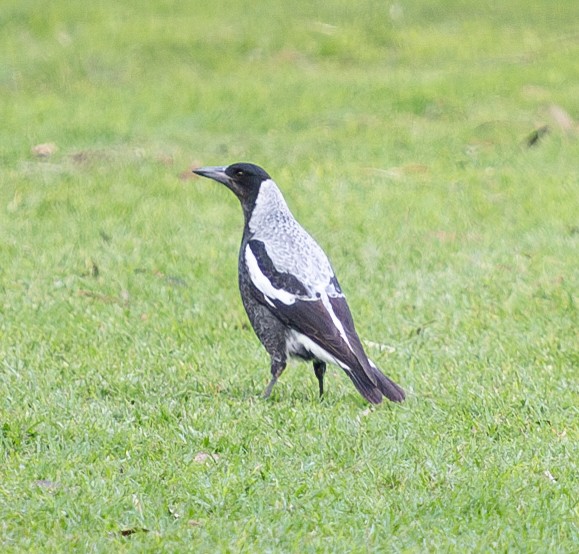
[1,0,578,551]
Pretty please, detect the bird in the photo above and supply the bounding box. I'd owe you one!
[193,162,405,404]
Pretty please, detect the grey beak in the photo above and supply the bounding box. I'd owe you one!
[192,166,230,185]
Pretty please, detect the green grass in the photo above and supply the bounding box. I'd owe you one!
[1,0,578,551]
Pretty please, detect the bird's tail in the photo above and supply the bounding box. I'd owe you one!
[346,359,405,404]
[368,359,406,402]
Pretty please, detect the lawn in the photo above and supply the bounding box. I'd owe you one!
[1,0,578,551]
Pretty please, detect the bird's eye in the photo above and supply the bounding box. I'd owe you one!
[235,170,244,177]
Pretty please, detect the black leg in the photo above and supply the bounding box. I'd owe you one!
[313,361,326,398]
[263,356,287,399]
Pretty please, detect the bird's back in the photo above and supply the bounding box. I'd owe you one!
[245,180,334,295]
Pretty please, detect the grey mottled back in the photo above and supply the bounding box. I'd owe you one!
[247,179,335,296]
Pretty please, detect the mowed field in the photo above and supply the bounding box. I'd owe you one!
[1,1,578,551]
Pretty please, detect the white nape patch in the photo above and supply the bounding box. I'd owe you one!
[248,179,287,233]
[319,293,355,354]
[245,244,295,306]
[286,330,351,372]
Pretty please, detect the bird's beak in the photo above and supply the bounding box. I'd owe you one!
[192,166,230,186]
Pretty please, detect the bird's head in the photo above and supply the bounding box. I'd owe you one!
[193,162,271,205]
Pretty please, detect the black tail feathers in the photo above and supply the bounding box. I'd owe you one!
[346,359,405,404]
[369,360,405,402]
[347,368,383,404]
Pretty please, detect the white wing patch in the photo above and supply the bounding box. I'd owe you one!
[319,293,355,354]
[245,244,296,306]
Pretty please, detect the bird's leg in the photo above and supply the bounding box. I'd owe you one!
[263,356,287,399]
[313,360,327,398]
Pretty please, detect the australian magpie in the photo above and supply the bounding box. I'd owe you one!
[193,162,405,404]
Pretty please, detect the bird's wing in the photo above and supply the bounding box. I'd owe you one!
[244,239,375,380]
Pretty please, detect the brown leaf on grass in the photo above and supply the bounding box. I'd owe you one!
[401,163,430,174]
[32,143,58,157]
[118,528,149,537]
[180,161,203,180]
[274,48,305,64]
[547,105,575,133]
[525,125,550,147]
